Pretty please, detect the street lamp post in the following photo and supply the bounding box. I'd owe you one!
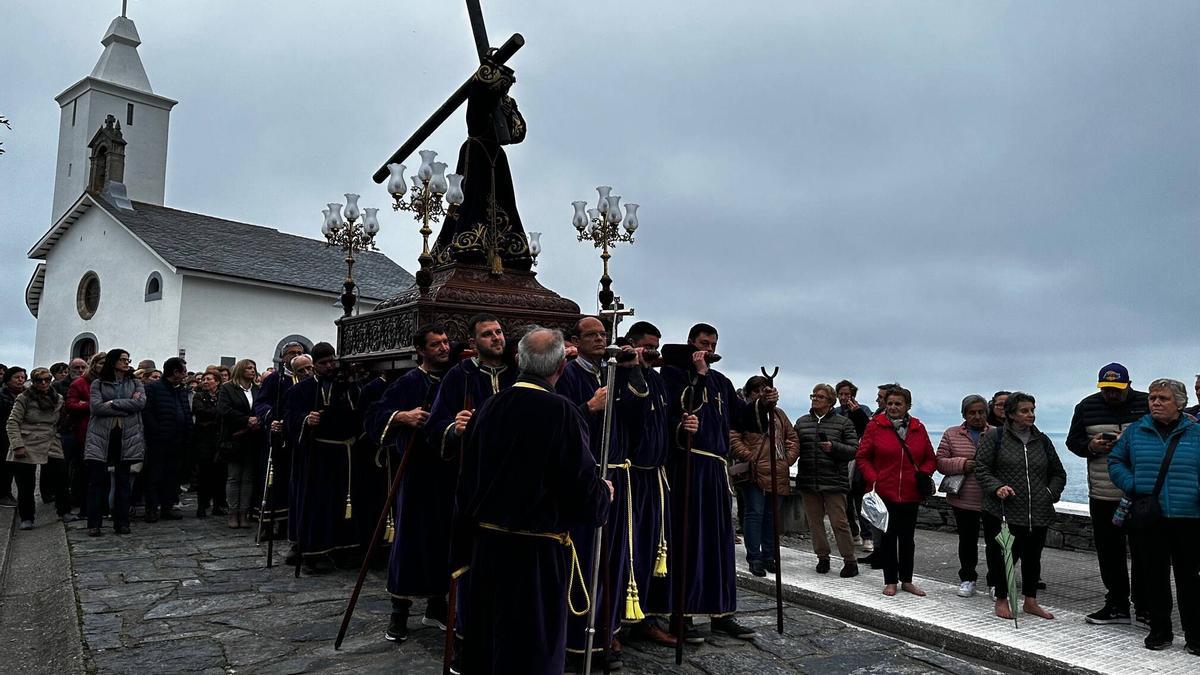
[321,193,380,317]
[387,150,464,295]
[572,186,639,309]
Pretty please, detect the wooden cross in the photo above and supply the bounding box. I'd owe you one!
[372,1,523,183]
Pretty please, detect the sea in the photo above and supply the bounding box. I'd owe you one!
[927,431,1089,505]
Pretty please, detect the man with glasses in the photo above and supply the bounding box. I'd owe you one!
[254,341,308,539]
[556,316,650,671]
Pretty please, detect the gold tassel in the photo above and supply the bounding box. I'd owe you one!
[344,494,353,520]
[653,540,669,578]
[384,511,395,543]
[265,463,274,489]
[624,580,646,621]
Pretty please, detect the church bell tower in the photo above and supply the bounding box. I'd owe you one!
[51,9,177,222]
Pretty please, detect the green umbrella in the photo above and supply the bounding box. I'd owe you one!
[995,506,1019,628]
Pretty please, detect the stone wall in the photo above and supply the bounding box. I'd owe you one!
[771,493,1097,553]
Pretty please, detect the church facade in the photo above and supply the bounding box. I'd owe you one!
[26,12,412,371]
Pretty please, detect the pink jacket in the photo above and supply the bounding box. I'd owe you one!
[935,423,991,512]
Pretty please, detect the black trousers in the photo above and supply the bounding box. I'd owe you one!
[40,458,71,516]
[195,458,226,511]
[142,442,180,510]
[1136,518,1200,643]
[951,507,1000,585]
[87,460,131,529]
[0,459,13,500]
[982,513,1047,600]
[1090,498,1141,612]
[61,433,88,511]
[9,462,36,522]
[880,500,919,584]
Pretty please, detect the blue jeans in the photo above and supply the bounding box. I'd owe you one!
[740,484,776,565]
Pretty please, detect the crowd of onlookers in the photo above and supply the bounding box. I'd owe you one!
[3,351,1198,655]
[733,364,1200,654]
[0,350,285,537]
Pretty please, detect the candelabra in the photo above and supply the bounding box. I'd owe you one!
[321,193,381,318]
[386,150,464,295]
[571,186,639,309]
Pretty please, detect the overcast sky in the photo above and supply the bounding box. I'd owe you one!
[1,1,1197,431]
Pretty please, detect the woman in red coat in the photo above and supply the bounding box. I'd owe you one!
[855,386,937,597]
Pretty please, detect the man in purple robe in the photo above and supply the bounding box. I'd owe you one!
[363,325,452,642]
[454,327,613,674]
[555,316,650,671]
[662,323,757,642]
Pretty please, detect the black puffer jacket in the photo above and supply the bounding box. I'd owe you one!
[975,424,1067,528]
[793,410,859,493]
[142,379,192,447]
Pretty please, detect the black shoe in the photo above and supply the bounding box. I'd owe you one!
[159,508,182,521]
[87,527,102,537]
[422,597,448,631]
[144,507,159,523]
[115,524,131,535]
[710,616,757,640]
[605,648,623,671]
[840,562,860,578]
[763,558,777,574]
[1085,605,1131,625]
[749,562,766,577]
[681,619,705,644]
[284,546,300,566]
[385,613,408,642]
[815,558,830,574]
[1145,632,1174,651]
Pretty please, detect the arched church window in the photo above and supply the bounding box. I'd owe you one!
[71,333,98,361]
[145,272,163,302]
[77,272,100,320]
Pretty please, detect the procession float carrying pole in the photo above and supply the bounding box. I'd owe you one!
[761,366,784,634]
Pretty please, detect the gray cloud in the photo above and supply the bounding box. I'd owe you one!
[1,0,1196,432]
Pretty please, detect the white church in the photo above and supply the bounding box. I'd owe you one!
[25,11,412,371]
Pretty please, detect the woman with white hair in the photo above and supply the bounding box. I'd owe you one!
[936,394,993,598]
[1109,378,1200,653]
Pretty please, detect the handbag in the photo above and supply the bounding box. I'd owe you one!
[939,473,966,495]
[861,487,890,532]
[890,425,935,498]
[1125,433,1183,531]
[728,460,752,487]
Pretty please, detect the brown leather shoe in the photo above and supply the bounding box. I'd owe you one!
[640,624,679,647]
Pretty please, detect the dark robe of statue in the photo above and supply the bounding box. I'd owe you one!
[431,58,533,274]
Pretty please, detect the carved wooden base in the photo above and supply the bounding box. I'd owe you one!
[337,264,580,369]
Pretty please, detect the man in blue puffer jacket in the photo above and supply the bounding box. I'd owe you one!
[1108,378,1200,654]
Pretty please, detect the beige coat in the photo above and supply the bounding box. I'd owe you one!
[5,393,64,464]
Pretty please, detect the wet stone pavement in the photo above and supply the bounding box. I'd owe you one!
[67,496,1004,674]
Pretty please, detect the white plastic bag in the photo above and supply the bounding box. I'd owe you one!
[861,488,889,533]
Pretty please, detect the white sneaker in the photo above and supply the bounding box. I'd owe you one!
[957,581,976,598]
[862,540,874,553]
[852,535,863,546]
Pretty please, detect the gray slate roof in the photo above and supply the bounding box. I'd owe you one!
[95,194,413,300]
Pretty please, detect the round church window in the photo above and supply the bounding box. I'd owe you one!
[77,272,100,320]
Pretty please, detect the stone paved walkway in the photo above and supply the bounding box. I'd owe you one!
[757,532,1197,675]
[62,493,1003,674]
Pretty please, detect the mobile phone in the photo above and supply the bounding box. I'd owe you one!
[1100,432,1117,441]
[817,431,828,442]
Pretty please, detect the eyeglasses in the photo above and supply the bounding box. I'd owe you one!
[32,377,52,384]
[117,357,131,363]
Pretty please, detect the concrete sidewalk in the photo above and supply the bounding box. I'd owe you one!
[739,528,1196,675]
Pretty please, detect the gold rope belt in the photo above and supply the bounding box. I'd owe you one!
[689,448,735,496]
[477,522,590,617]
[629,464,670,578]
[315,437,356,520]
